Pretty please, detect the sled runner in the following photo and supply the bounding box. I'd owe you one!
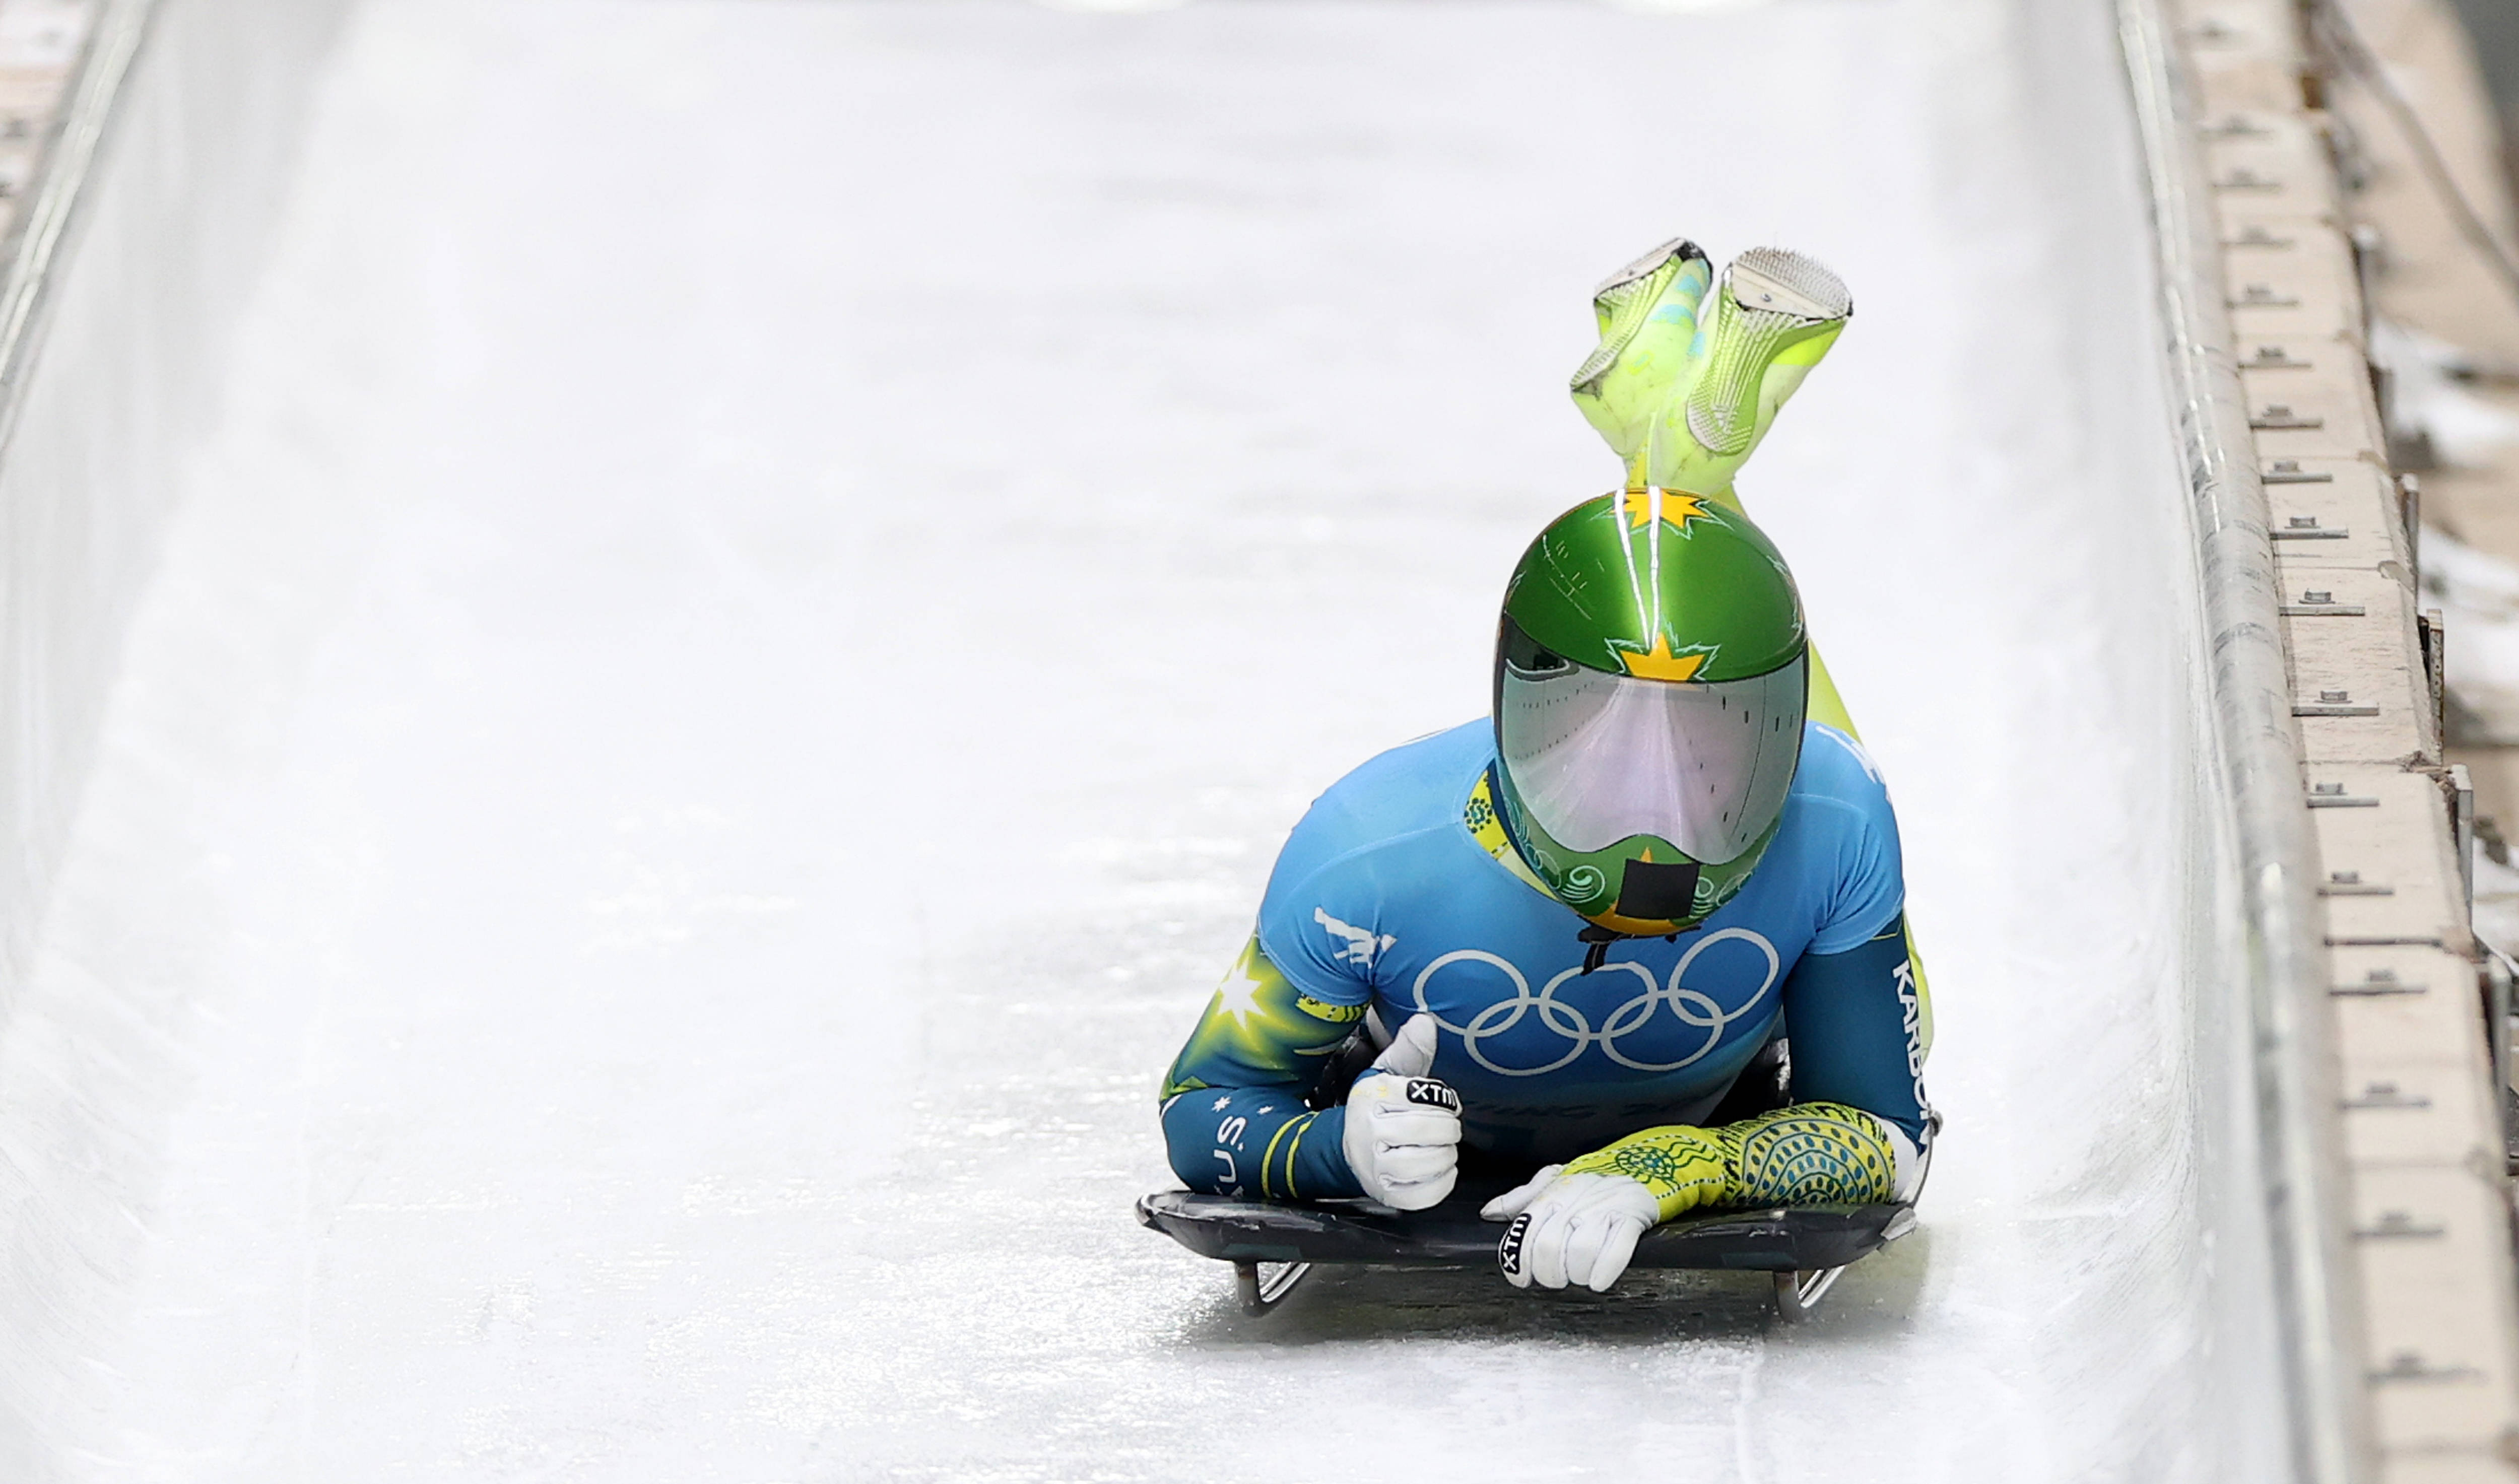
[1137,1180,1914,1320]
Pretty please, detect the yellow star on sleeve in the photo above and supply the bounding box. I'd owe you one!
[1162,934,1363,1099]
[1212,956,1268,1028]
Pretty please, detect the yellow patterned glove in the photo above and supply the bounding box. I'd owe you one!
[1481,1103,1898,1291]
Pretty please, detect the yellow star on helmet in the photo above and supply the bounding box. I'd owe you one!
[1611,633,1713,682]
[1616,486,1713,533]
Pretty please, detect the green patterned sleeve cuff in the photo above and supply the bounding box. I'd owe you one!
[1717,1101,1897,1206]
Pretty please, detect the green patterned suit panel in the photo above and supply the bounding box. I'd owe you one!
[1161,934,1363,1101]
[1158,934,1368,1200]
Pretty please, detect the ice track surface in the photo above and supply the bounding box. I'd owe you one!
[13,1,2221,1479]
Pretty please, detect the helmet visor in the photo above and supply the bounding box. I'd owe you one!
[1498,634,1806,864]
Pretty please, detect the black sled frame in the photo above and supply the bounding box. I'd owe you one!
[1138,1187,1914,1319]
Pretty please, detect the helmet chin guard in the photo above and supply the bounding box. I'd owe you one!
[1612,855,1703,921]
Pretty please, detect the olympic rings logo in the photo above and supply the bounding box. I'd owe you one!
[1408,928,1780,1078]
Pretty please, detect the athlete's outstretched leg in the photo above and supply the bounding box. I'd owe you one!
[1568,236,1928,1042]
[1568,237,1855,729]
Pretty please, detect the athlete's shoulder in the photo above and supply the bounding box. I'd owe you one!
[1298,719,1491,847]
[1788,722,1895,821]
[1256,721,1494,999]
[1770,722,1904,952]
[1257,720,1488,914]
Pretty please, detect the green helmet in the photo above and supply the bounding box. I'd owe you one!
[1491,487,1809,935]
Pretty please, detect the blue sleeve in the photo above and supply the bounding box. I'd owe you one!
[1255,867,1392,1007]
[1157,934,1365,1200]
[1159,723,1472,1199]
[1804,725,1907,956]
[1161,1087,1363,1201]
[1779,913,1930,1144]
[1254,819,1400,1008]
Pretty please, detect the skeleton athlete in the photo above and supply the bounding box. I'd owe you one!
[1157,239,1935,1292]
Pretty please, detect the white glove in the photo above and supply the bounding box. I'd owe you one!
[1339,1014,1462,1210]
[1482,1165,1660,1292]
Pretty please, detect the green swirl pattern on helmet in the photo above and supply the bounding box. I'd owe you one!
[1499,807,1784,928]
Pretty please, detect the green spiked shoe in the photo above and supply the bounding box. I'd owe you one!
[1676,248,1850,465]
[1569,237,1713,475]
[1569,242,1850,497]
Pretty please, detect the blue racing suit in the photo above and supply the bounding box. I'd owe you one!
[1158,718,1932,1205]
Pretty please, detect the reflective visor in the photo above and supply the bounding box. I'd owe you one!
[1497,624,1806,864]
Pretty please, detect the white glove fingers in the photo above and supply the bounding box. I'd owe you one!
[1560,1207,1616,1291]
[1524,1199,1579,1289]
[1341,1062,1463,1208]
[1373,1145,1456,1184]
[1491,1168,1661,1292]
[1383,1164,1457,1211]
[1584,1218,1647,1293]
[1480,1165,1561,1222]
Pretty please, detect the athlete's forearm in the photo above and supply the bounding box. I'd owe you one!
[1159,1090,1359,1199]
[1720,1101,1902,1205]
[1158,934,1370,1199]
[1560,1101,1900,1222]
[1777,915,1932,1146]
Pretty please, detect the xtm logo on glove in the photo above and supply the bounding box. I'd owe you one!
[1497,1212,1533,1279]
[1404,1079,1460,1112]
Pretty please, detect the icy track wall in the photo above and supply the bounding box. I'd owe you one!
[0,0,342,1474]
[2118,1,2368,1479]
[2126,0,2519,1479]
